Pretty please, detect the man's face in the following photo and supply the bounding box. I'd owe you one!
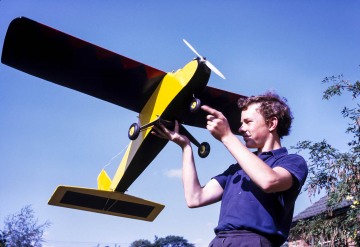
[238,103,270,149]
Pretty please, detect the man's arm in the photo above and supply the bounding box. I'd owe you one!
[201,105,293,193]
[181,144,223,207]
[222,134,293,193]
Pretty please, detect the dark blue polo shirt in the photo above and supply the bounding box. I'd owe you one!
[213,147,308,245]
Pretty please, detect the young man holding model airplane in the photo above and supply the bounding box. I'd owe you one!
[2,17,307,239]
[153,92,308,247]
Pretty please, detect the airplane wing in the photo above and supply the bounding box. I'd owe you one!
[183,86,246,134]
[2,17,246,133]
[1,17,166,113]
[2,17,246,132]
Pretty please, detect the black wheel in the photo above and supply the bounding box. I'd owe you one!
[190,98,201,113]
[198,142,210,158]
[128,123,140,140]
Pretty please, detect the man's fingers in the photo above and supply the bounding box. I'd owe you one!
[201,105,223,118]
[152,121,181,140]
[152,125,169,139]
[174,120,180,133]
[202,105,224,124]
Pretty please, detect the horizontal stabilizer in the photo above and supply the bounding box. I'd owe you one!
[48,186,164,221]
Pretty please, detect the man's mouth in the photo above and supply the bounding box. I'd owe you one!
[242,136,251,142]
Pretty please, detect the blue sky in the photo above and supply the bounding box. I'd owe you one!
[1,1,359,246]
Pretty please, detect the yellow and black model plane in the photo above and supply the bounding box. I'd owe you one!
[1,17,246,222]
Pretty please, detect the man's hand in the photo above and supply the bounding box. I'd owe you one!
[201,105,232,142]
[152,120,190,148]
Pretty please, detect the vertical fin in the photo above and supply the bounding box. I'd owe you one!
[97,169,111,191]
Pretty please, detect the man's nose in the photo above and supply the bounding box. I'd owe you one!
[238,125,245,135]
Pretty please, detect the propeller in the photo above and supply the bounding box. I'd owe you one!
[183,39,226,80]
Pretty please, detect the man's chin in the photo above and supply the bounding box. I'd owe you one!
[244,140,256,148]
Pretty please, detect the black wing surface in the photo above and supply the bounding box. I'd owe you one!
[2,17,246,133]
[183,86,247,134]
[1,17,166,113]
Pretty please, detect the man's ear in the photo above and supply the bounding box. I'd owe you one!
[267,117,278,132]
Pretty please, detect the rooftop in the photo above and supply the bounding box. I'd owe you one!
[292,196,352,222]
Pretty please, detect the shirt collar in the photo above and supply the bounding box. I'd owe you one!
[258,147,288,158]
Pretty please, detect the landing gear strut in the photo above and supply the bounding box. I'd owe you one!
[127,117,211,158]
[179,125,210,158]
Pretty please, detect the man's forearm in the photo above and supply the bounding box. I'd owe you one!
[221,134,282,192]
[181,145,203,207]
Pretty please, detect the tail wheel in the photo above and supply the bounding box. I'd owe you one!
[190,98,201,113]
[198,142,210,158]
[128,123,140,140]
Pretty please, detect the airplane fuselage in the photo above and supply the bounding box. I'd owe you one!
[110,60,211,192]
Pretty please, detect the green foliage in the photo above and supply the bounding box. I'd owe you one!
[0,232,5,247]
[129,239,152,247]
[322,74,360,100]
[129,235,195,247]
[152,235,195,247]
[289,73,360,246]
[1,205,51,247]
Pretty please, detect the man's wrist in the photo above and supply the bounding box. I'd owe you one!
[221,133,237,146]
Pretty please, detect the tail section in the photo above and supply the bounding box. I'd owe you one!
[48,186,164,221]
[97,169,112,191]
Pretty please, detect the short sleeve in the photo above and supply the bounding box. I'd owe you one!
[276,154,308,191]
[212,164,239,189]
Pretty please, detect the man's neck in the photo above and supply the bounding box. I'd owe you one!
[258,138,282,154]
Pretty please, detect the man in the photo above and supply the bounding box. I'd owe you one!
[152,92,308,247]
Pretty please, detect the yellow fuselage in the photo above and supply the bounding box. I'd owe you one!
[109,60,210,192]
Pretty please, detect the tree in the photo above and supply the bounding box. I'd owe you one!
[289,73,360,246]
[129,239,152,247]
[152,235,195,247]
[0,232,5,247]
[1,205,51,247]
[129,235,195,247]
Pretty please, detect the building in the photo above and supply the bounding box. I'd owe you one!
[288,196,356,246]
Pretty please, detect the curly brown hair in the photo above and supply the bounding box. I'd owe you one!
[237,92,293,138]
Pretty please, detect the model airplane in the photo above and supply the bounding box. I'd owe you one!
[1,17,246,221]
